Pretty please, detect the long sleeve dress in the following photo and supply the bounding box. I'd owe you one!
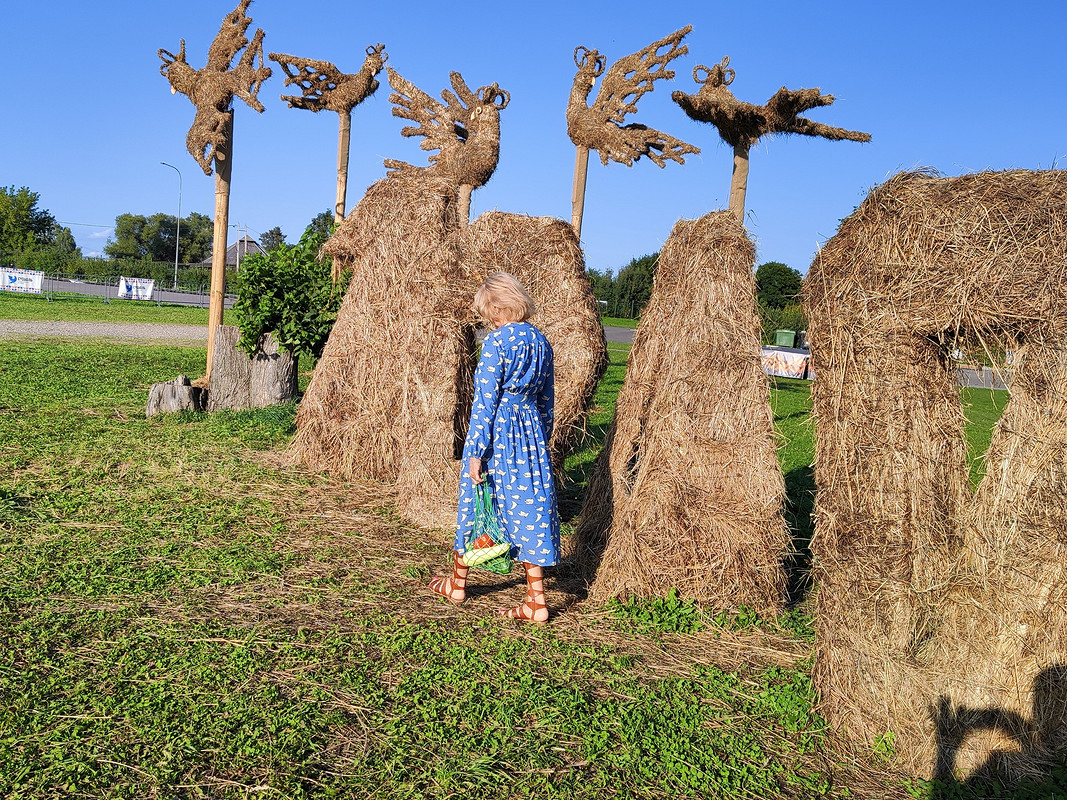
[454,321,561,567]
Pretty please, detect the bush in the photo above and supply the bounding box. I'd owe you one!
[231,228,349,360]
[759,303,808,345]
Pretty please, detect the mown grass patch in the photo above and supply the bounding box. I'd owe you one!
[0,292,210,326]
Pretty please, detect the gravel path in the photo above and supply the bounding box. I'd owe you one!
[0,320,208,344]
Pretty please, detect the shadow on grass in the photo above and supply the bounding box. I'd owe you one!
[783,465,815,608]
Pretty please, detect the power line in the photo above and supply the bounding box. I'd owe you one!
[58,221,112,228]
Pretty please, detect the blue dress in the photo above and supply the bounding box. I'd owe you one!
[455,322,561,566]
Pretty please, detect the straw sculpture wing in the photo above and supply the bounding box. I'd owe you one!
[269,44,388,113]
[386,68,509,188]
[672,56,870,149]
[567,26,699,167]
[158,0,272,175]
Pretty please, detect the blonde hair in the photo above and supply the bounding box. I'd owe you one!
[473,271,536,324]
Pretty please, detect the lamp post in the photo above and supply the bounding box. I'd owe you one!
[160,162,182,290]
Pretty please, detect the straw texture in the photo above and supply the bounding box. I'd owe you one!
[575,211,789,613]
[806,168,1067,779]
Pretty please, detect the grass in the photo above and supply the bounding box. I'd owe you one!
[0,292,209,325]
[0,329,1017,800]
[600,316,638,329]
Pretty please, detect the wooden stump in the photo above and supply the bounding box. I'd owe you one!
[207,324,298,412]
[146,375,206,416]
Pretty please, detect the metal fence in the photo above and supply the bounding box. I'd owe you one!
[41,273,234,309]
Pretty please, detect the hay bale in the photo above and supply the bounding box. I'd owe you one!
[455,212,607,461]
[574,211,789,613]
[806,168,1067,778]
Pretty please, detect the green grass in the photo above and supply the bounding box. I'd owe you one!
[600,316,638,329]
[0,335,1016,799]
[0,292,209,325]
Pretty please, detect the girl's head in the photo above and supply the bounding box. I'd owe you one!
[473,272,536,327]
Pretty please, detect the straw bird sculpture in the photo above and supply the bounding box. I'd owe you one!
[673,56,869,217]
[158,0,272,176]
[386,68,510,225]
[566,26,698,236]
[269,44,389,222]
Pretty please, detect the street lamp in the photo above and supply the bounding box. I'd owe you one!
[160,161,182,290]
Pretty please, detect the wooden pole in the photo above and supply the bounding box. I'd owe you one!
[457,184,473,227]
[334,110,351,225]
[570,145,590,239]
[729,143,750,220]
[205,111,233,384]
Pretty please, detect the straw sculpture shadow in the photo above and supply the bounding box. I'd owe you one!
[929,665,1067,798]
[672,56,869,217]
[269,44,388,222]
[806,169,1067,778]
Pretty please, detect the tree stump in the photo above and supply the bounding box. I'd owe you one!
[146,375,206,416]
[207,324,298,411]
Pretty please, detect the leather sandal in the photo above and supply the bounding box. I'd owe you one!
[429,551,469,605]
[499,564,549,623]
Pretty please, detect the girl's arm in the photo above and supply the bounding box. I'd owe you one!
[465,334,505,461]
[537,354,555,440]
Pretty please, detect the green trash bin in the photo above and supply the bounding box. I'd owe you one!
[775,329,796,348]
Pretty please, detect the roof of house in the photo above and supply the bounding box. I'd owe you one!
[199,235,265,266]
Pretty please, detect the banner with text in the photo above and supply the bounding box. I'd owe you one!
[117,276,154,301]
[0,267,44,295]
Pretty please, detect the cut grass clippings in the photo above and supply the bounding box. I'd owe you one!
[0,337,1010,799]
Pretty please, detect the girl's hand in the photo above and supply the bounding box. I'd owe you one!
[469,458,484,484]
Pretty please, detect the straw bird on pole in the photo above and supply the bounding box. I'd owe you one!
[386,69,510,226]
[566,26,699,240]
[158,0,271,384]
[673,57,870,219]
[270,44,389,224]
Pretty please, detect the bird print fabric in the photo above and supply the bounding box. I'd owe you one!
[455,322,561,566]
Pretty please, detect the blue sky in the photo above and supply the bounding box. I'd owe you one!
[1,1,1064,274]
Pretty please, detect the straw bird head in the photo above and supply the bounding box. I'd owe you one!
[694,57,735,89]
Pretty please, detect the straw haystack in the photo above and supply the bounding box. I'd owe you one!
[806,169,1067,779]
[575,211,789,613]
[290,71,605,531]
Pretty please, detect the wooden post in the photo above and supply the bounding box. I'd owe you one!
[205,111,233,384]
[457,184,473,227]
[334,110,352,224]
[729,143,750,220]
[571,145,590,239]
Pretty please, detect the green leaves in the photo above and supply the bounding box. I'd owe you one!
[231,228,349,360]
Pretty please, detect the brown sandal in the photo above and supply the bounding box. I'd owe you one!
[429,551,469,605]
[499,563,549,623]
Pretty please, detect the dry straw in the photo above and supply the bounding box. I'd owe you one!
[806,168,1067,780]
[575,211,789,614]
[158,0,272,175]
[290,71,605,531]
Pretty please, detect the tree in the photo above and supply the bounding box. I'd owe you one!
[755,262,802,309]
[614,253,658,318]
[585,267,615,313]
[304,210,334,240]
[104,211,212,263]
[260,226,286,252]
[0,186,56,253]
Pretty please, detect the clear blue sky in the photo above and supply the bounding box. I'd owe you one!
[1,1,1064,274]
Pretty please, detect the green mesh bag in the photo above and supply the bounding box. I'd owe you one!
[460,482,513,575]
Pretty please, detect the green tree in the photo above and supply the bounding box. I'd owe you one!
[0,186,56,253]
[260,226,286,252]
[232,227,349,360]
[755,261,802,309]
[614,253,658,318]
[585,267,615,314]
[104,211,212,263]
[304,210,334,240]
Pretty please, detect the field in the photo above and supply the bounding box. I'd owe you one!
[0,297,1016,799]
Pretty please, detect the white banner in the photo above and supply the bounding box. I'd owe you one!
[0,267,44,294]
[117,276,154,301]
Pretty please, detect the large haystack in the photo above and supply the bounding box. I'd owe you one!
[575,211,789,613]
[290,170,468,511]
[806,169,1067,779]
[455,212,607,461]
